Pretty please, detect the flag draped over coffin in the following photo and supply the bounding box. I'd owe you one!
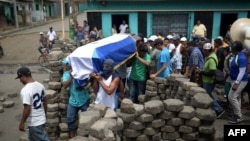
[68,34,136,80]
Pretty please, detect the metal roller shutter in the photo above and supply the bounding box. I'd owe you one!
[152,14,188,37]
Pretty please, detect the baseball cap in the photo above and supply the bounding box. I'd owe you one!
[15,67,31,79]
[148,35,158,42]
[166,35,173,40]
[39,32,44,35]
[180,37,187,42]
[61,57,69,65]
[203,43,213,50]
[168,44,176,53]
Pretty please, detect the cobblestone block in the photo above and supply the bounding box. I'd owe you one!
[59,123,68,132]
[2,100,15,108]
[195,108,216,121]
[116,109,135,123]
[182,132,198,140]
[47,111,58,119]
[68,136,89,141]
[162,132,180,140]
[123,129,141,137]
[143,127,159,136]
[191,93,213,109]
[154,77,166,84]
[164,99,184,112]
[198,125,215,134]
[145,100,164,115]
[133,103,144,116]
[161,125,176,132]
[7,92,17,98]
[0,96,5,102]
[45,89,57,99]
[179,125,194,133]
[46,118,59,127]
[159,110,175,120]
[167,118,184,126]
[120,98,136,114]
[104,108,117,118]
[136,135,149,141]
[178,106,195,119]
[0,106,4,113]
[128,121,145,130]
[47,103,58,112]
[48,81,62,90]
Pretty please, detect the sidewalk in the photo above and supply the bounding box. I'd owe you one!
[0,17,61,37]
[0,12,87,37]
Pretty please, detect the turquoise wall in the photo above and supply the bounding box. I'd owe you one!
[80,0,250,39]
[212,12,221,40]
[80,0,250,12]
[146,13,152,37]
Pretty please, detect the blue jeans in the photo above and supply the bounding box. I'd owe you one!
[37,46,49,54]
[203,82,223,113]
[67,100,89,130]
[128,79,146,103]
[28,124,49,141]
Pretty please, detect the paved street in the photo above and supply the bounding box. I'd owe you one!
[0,13,87,141]
[0,12,87,65]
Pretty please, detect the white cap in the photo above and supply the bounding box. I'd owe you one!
[166,35,173,40]
[203,43,212,50]
[144,38,148,43]
[148,35,158,41]
[217,36,223,41]
[180,37,187,42]
[39,32,44,35]
[168,44,176,53]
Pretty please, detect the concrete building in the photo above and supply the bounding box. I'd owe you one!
[79,0,250,39]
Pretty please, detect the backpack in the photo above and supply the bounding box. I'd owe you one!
[208,57,225,84]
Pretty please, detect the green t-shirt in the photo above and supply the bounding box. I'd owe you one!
[202,53,217,83]
[130,53,151,81]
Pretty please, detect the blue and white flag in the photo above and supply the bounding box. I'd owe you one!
[68,34,136,80]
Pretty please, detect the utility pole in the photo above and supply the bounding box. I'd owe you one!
[61,0,65,38]
[12,0,19,28]
[69,0,75,39]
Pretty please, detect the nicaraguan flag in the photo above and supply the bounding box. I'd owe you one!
[68,34,136,80]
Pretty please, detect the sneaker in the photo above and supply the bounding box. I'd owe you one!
[216,110,225,119]
[229,115,243,124]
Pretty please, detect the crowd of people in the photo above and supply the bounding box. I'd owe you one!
[17,19,250,140]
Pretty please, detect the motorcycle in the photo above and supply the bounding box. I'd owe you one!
[0,35,4,58]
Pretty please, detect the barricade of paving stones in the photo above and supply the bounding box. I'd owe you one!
[71,74,217,141]
[15,38,217,141]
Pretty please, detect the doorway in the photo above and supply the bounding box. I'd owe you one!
[48,5,52,17]
[220,13,237,37]
[112,14,129,33]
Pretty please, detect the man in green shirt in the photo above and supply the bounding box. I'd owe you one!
[129,44,151,103]
[198,43,225,119]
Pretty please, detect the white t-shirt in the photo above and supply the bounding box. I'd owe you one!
[95,75,117,109]
[20,81,46,126]
[119,24,128,33]
[47,31,56,41]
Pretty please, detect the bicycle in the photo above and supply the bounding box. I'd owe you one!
[38,48,49,67]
